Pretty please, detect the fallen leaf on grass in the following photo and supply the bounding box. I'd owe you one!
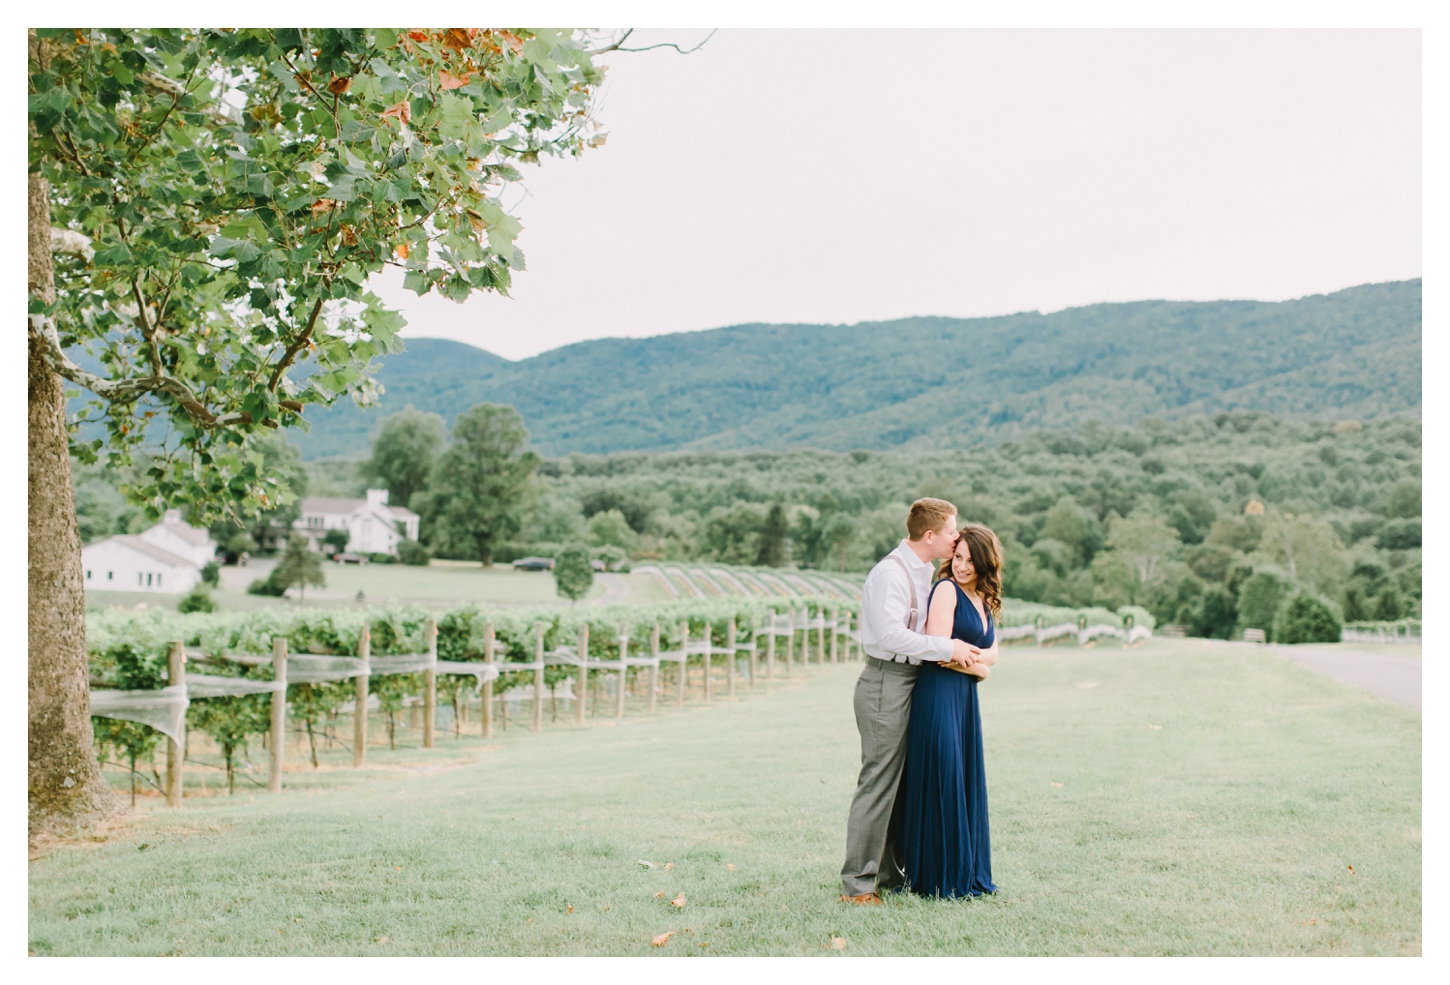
[830,936,847,950]
[651,931,675,947]
[672,894,687,908]
[1148,725,1162,730]
[566,904,573,914]
[636,859,655,869]
[656,891,664,898]
[664,862,673,871]
[1050,782,1063,788]
[395,866,402,871]
[1307,918,1316,926]
[1348,865,1354,874]
[375,936,388,944]
[727,864,736,872]
[1075,681,1101,689]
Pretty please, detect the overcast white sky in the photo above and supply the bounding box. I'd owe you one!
[373,28,1422,361]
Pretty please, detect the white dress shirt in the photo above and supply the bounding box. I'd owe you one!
[859,540,954,665]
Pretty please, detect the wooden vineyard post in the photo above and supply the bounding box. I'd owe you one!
[423,617,437,749]
[648,623,660,715]
[799,609,809,673]
[353,623,370,767]
[785,611,795,677]
[816,606,826,665]
[830,608,839,664]
[482,622,495,739]
[747,619,757,688]
[165,641,186,806]
[703,621,713,703]
[676,620,688,707]
[576,623,589,726]
[616,624,628,719]
[766,623,776,680]
[726,621,736,698]
[533,622,546,732]
[268,636,287,794]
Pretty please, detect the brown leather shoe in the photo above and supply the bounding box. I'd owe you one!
[840,892,882,905]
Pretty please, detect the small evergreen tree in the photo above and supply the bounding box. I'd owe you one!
[554,544,594,604]
[322,528,350,554]
[755,503,789,567]
[271,536,326,601]
[1237,568,1294,641]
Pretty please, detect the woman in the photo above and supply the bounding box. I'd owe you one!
[899,523,1003,899]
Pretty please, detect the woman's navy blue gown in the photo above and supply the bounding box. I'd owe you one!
[900,579,996,898]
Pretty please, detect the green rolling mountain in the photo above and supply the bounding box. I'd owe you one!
[290,279,1420,459]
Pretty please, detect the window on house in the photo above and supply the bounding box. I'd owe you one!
[157,574,162,588]
[146,573,152,587]
[86,570,91,580]
[107,571,113,581]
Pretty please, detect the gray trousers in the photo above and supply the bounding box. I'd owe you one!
[840,657,920,897]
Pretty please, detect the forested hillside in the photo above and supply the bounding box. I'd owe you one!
[278,410,1422,640]
[291,279,1420,458]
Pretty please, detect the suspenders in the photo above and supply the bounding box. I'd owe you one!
[887,554,918,631]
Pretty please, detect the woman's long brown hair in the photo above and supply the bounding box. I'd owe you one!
[946,523,1004,617]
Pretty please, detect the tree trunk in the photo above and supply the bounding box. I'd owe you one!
[477,537,493,569]
[29,167,118,836]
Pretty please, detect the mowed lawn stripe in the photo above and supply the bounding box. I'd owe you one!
[29,640,1420,955]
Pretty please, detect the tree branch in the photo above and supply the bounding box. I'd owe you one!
[131,277,164,378]
[267,295,326,392]
[27,313,246,429]
[590,28,717,55]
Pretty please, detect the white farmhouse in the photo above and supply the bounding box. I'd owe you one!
[82,510,217,594]
[294,489,420,556]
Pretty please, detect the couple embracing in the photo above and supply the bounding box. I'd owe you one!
[841,497,1003,903]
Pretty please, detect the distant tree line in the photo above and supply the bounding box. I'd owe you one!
[76,408,1420,641]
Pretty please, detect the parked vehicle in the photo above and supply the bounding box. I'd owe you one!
[333,552,371,565]
[512,556,555,571]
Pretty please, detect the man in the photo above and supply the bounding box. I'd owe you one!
[839,497,981,904]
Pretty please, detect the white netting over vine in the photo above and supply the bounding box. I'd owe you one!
[89,686,188,745]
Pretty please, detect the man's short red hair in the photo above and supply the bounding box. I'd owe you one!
[907,497,957,541]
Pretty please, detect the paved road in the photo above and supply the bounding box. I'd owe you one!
[587,572,631,606]
[1268,644,1421,711]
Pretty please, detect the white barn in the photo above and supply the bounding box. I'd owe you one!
[294,489,420,556]
[82,509,217,594]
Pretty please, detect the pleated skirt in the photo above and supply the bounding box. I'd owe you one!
[900,660,995,898]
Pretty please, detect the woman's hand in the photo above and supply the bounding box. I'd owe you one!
[943,659,989,680]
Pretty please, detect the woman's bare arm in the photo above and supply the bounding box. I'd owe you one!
[927,585,988,677]
[924,583,957,638]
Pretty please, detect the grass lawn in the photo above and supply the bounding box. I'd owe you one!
[85,561,683,613]
[29,638,1420,956]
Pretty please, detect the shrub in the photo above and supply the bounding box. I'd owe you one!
[247,573,287,597]
[178,587,217,614]
[200,562,220,587]
[1273,591,1341,644]
[1373,587,1406,621]
[398,539,432,566]
[368,552,398,565]
[323,528,350,553]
